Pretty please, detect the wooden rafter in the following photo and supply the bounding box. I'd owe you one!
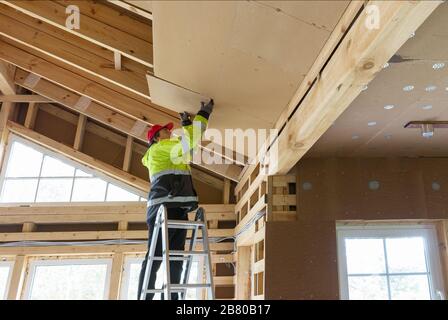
[106,0,153,20]
[237,0,442,191]
[1,0,154,67]
[0,5,152,100]
[7,120,150,192]
[34,103,226,191]
[0,94,51,103]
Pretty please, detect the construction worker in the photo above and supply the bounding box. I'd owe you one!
[137,99,214,300]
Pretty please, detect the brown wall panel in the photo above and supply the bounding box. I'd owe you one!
[34,109,76,146]
[266,157,448,300]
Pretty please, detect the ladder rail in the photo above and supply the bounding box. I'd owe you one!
[160,206,172,300]
[139,205,163,300]
[141,205,215,300]
[180,215,200,299]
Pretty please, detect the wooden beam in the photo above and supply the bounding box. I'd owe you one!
[266,1,441,175]
[0,94,51,103]
[236,246,251,300]
[6,255,26,300]
[1,0,154,67]
[73,114,87,151]
[0,7,151,100]
[24,102,38,129]
[0,60,15,95]
[108,252,124,300]
[38,103,225,190]
[107,0,153,20]
[12,69,242,181]
[0,242,234,256]
[223,178,230,204]
[123,135,132,172]
[0,102,14,171]
[7,120,150,192]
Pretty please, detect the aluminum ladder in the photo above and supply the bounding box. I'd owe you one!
[139,205,215,300]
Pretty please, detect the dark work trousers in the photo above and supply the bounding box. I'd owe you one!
[137,206,188,300]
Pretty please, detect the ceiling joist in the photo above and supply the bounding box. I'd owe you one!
[1,0,154,67]
[267,0,442,175]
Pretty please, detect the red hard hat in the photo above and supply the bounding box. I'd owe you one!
[147,122,174,141]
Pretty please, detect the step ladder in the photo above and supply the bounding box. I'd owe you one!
[139,205,215,300]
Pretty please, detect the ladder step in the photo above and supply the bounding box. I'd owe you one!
[169,250,209,256]
[171,284,212,289]
[153,256,189,261]
[166,220,205,229]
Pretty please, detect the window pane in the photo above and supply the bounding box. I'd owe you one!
[6,142,43,177]
[1,179,38,202]
[36,178,73,202]
[345,238,386,274]
[122,259,163,300]
[386,237,427,273]
[28,261,109,300]
[348,276,389,300]
[75,169,92,177]
[389,275,431,300]
[40,156,75,177]
[71,178,107,202]
[0,265,11,300]
[106,184,139,202]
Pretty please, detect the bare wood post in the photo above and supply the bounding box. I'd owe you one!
[123,135,133,172]
[24,102,38,129]
[74,114,87,150]
[108,252,125,300]
[7,255,26,300]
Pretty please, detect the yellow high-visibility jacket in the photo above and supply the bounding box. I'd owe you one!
[142,112,208,223]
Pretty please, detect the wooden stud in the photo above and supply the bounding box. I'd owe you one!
[7,255,26,300]
[73,114,87,151]
[0,60,15,95]
[235,246,251,300]
[123,135,133,172]
[24,102,38,129]
[223,178,230,204]
[108,252,125,300]
[21,222,36,233]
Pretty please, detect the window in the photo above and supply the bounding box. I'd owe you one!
[337,224,445,300]
[120,257,202,300]
[24,258,112,300]
[0,261,13,300]
[0,136,146,203]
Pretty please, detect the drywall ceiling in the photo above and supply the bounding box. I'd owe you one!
[307,2,448,158]
[151,1,350,133]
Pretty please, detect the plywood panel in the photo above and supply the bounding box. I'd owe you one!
[152,1,348,133]
[264,221,339,300]
[147,75,209,114]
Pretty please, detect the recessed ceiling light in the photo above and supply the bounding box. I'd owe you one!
[422,105,433,110]
[403,85,414,92]
[384,105,395,110]
[425,85,437,92]
[352,135,360,140]
[433,63,445,70]
[368,121,377,127]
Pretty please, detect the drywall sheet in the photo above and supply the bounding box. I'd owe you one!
[151,1,349,134]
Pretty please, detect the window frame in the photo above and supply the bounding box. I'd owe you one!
[0,134,146,204]
[0,260,14,300]
[23,257,113,300]
[337,223,445,300]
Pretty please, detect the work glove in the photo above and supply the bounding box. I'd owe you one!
[180,111,191,122]
[200,99,214,115]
